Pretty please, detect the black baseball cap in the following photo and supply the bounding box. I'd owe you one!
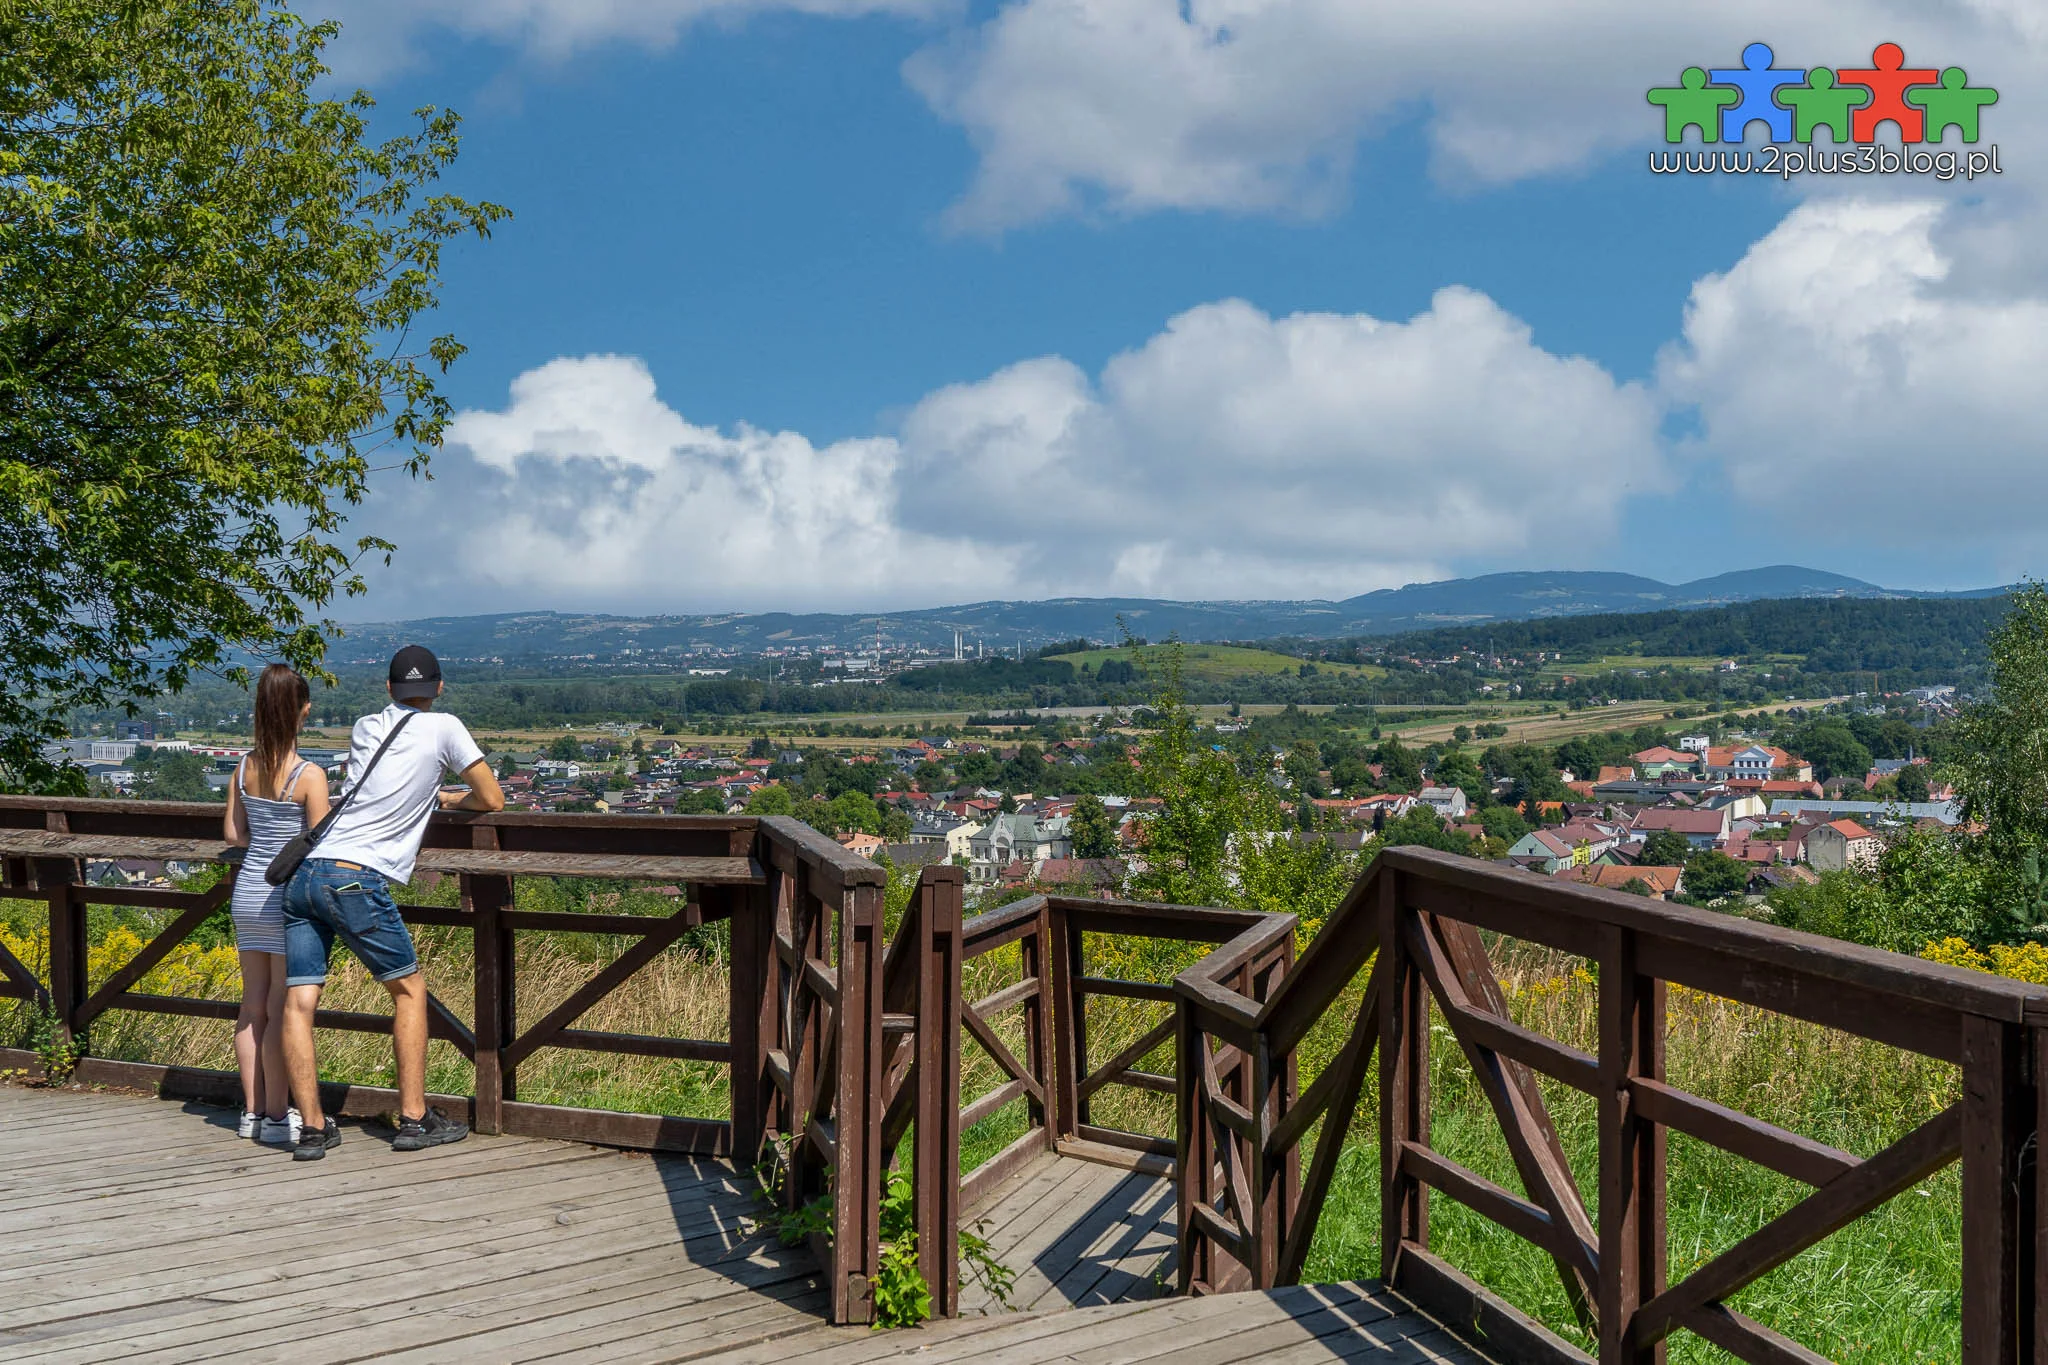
[388,645,443,701]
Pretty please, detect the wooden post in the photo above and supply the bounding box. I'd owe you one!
[1048,901,1083,1144]
[829,877,887,1325]
[1379,869,1427,1277]
[1599,927,1666,1365]
[468,873,516,1135]
[1023,901,1055,1149]
[1960,1015,2029,1365]
[1175,997,1205,1295]
[727,874,775,1169]
[912,866,964,1318]
[787,862,821,1212]
[1249,936,1297,1291]
[2034,1023,2046,1365]
[39,862,85,1047]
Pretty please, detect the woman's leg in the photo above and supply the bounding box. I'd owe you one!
[234,950,269,1115]
[257,953,291,1117]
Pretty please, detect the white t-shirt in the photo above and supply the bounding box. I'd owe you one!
[316,703,486,885]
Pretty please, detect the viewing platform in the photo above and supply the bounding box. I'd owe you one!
[3,798,2044,1363]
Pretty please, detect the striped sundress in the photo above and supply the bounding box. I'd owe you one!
[230,759,312,955]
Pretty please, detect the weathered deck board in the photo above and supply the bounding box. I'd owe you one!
[0,1086,1494,1364]
[961,1151,1179,1314]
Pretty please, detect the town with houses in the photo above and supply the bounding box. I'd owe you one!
[43,699,1964,908]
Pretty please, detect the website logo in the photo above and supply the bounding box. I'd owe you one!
[1647,43,2001,180]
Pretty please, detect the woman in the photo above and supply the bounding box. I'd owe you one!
[222,664,330,1144]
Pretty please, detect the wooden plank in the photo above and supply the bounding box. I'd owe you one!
[1408,913,1598,1311]
[962,997,1046,1103]
[962,894,1048,956]
[415,847,764,883]
[1674,1303,1831,1365]
[1079,976,1177,1004]
[547,1028,731,1063]
[1056,1136,1174,1179]
[1959,1015,2027,1365]
[501,906,703,1069]
[1383,845,2048,1024]
[962,1077,1029,1132]
[973,975,1042,1019]
[1080,1015,1177,1103]
[1630,1101,1964,1351]
[1379,870,1426,1278]
[1599,926,1663,1365]
[1276,963,1380,1285]
[1398,1141,1565,1260]
[1629,1077,1856,1189]
[1389,1245,1591,1365]
[498,1102,731,1155]
[962,1133,1053,1217]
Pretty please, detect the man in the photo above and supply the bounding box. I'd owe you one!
[281,645,504,1161]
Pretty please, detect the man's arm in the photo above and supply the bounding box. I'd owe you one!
[440,758,505,812]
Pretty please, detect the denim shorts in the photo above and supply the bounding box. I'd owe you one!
[282,859,420,988]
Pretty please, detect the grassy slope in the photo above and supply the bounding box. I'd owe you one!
[1051,643,1384,681]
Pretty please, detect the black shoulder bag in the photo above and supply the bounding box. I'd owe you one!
[264,710,417,886]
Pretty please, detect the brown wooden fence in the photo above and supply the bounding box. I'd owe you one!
[0,796,922,1326]
[7,794,2045,1359]
[1167,846,2048,1365]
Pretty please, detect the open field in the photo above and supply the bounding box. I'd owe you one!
[1050,643,1384,681]
[1389,695,1842,746]
[1531,652,1805,677]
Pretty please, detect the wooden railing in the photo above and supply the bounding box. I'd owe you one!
[11,795,2043,1356]
[0,796,896,1324]
[1169,846,2048,1365]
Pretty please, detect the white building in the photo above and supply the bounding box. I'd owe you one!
[1418,786,1469,820]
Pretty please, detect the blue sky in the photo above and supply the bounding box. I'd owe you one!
[325,2,2048,619]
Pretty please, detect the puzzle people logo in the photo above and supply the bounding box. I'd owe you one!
[1647,43,2001,180]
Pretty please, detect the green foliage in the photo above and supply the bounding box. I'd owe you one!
[1951,582,2048,941]
[1786,719,1872,783]
[1476,804,1530,845]
[872,1168,932,1328]
[1638,829,1693,867]
[132,749,219,802]
[0,1,505,787]
[1127,640,1274,907]
[1767,827,1986,953]
[1373,807,1475,856]
[1680,849,1749,903]
[1068,794,1117,859]
[960,1221,1018,1311]
[546,734,583,762]
[745,784,797,817]
[17,999,82,1082]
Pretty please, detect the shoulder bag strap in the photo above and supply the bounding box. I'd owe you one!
[311,710,418,844]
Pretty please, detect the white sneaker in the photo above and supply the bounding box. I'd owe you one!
[238,1110,260,1139]
[258,1108,303,1146]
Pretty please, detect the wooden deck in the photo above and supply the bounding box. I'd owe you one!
[0,1085,1492,1363]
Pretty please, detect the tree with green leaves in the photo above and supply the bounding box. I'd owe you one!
[547,735,583,762]
[1951,582,2048,941]
[1068,794,1117,859]
[1681,849,1749,903]
[1638,828,1693,867]
[1,1,505,790]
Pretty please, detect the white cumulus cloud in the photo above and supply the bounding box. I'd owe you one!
[906,0,2046,230]
[1660,197,2048,561]
[363,290,1663,614]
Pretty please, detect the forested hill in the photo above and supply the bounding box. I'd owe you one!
[1349,595,2013,675]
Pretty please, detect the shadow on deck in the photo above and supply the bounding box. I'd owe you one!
[2,1085,1493,1364]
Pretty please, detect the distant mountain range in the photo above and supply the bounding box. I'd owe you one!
[333,566,2011,664]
